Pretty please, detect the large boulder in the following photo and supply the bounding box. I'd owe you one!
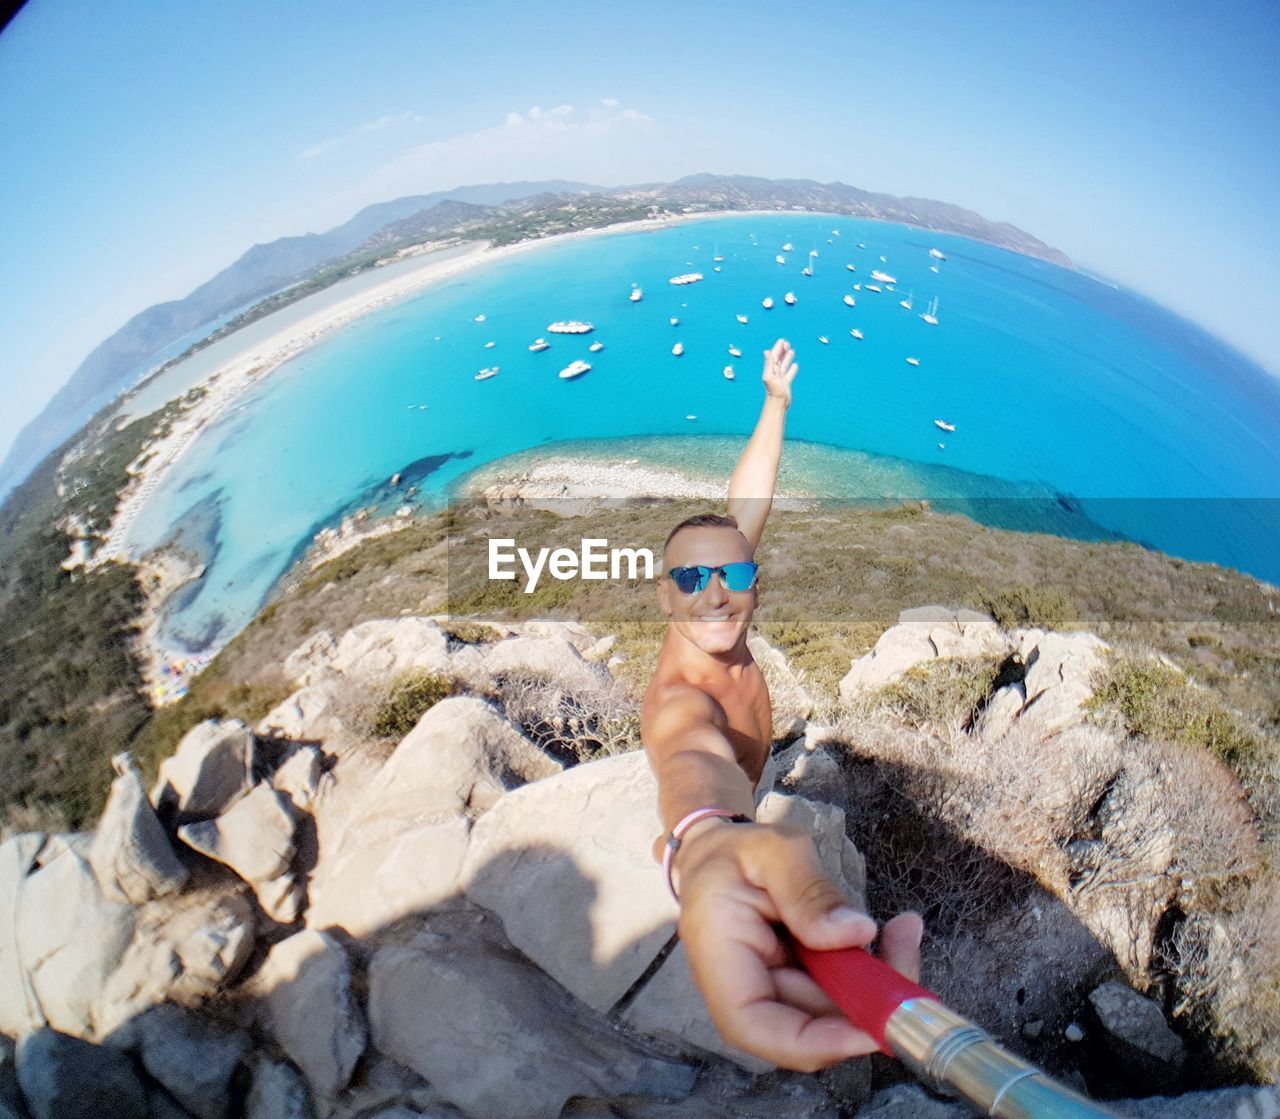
[89,753,188,904]
[256,684,358,749]
[327,617,450,684]
[1087,981,1186,1092]
[137,1004,251,1119]
[93,892,255,1040]
[245,1057,315,1119]
[15,1028,147,1119]
[0,833,47,1036]
[260,931,366,1117]
[15,847,134,1037]
[478,635,608,696]
[272,745,323,810]
[1018,631,1108,733]
[152,719,254,820]
[747,632,814,739]
[461,749,677,1014]
[367,933,696,1119]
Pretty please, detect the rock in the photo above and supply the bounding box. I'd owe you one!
[152,720,254,820]
[179,783,296,884]
[327,618,450,683]
[623,791,867,1072]
[509,618,599,652]
[479,635,607,695]
[257,873,306,925]
[260,931,366,1115]
[583,633,617,661]
[272,746,323,809]
[15,1028,147,1119]
[1022,1018,1045,1040]
[94,893,254,1039]
[1018,631,1108,734]
[462,750,677,1014]
[1088,981,1185,1088]
[245,1057,315,1119]
[1065,1022,1085,1042]
[137,1004,251,1119]
[0,833,47,1036]
[89,753,188,904]
[256,685,352,747]
[1111,1085,1280,1118]
[367,937,696,1119]
[858,1083,969,1118]
[780,744,846,806]
[15,848,134,1037]
[747,632,814,738]
[283,630,338,686]
[976,682,1026,740]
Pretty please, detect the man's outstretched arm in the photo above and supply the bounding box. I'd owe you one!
[727,338,797,554]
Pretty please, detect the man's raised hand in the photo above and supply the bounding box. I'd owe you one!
[762,338,798,407]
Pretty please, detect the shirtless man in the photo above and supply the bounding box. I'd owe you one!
[642,338,923,1072]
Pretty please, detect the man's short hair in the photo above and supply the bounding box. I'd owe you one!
[663,512,742,555]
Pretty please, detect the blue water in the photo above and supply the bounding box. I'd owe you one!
[124,214,1280,653]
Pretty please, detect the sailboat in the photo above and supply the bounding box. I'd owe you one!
[921,297,939,326]
[899,290,914,311]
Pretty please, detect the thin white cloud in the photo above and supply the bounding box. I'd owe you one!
[296,111,427,161]
[297,139,339,161]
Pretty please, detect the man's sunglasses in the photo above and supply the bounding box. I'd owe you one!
[666,562,760,595]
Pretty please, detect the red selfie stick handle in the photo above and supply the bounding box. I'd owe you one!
[792,943,937,1054]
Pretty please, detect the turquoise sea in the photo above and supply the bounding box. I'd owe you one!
[123,214,1280,654]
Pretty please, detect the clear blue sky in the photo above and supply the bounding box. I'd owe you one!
[2,0,1278,463]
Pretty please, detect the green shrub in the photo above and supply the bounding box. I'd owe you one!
[441,619,499,646]
[983,585,1079,630]
[373,671,459,738]
[876,655,1004,730]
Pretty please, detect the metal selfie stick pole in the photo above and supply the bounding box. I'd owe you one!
[795,944,1122,1118]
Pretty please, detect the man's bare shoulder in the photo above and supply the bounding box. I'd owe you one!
[641,675,729,747]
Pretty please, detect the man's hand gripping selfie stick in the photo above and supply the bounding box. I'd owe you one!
[795,943,1122,1118]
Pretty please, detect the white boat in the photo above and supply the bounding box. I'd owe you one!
[857,242,866,249]
[784,292,796,305]
[921,297,939,326]
[832,229,840,236]
[630,287,643,302]
[762,296,774,309]
[670,317,679,326]
[686,414,697,421]
[934,419,956,432]
[723,365,735,380]
[528,338,549,352]
[548,321,594,334]
[879,255,887,263]
[736,313,749,324]
[669,273,704,285]
[473,314,486,323]
[474,367,499,381]
[782,242,794,251]
[713,254,725,262]
[672,342,684,356]
[589,341,604,352]
[484,341,496,349]
[818,336,829,344]
[728,345,742,357]
[853,282,861,291]
[850,328,864,340]
[775,254,787,265]
[713,266,721,272]
[801,266,812,277]
[871,269,897,284]
[846,263,856,272]
[930,265,940,274]
[899,291,914,311]
[937,443,946,451]
[906,357,920,367]
[559,360,591,380]
[843,294,856,307]
[929,248,946,260]
[809,248,819,257]
[865,284,882,293]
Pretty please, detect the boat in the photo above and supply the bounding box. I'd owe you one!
[728,345,742,357]
[784,292,796,305]
[473,314,486,323]
[853,283,861,291]
[672,342,684,356]
[857,242,866,249]
[762,296,774,309]
[865,284,882,293]
[782,242,794,251]
[871,269,897,284]
[775,254,787,265]
[528,338,550,352]
[589,341,604,352]
[474,367,499,381]
[818,336,829,344]
[484,341,496,349]
[879,255,887,263]
[723,365,735,380]
[736,313,749,324]
[906,357,920,367]
[930,265,940,274]
[713,266,721,272]
[686,414,697,421]
[629,287,643,302]
[809,248,819,257]
[929,248,946,260]
[846,263,856,272]
[832,229,840,236]
[921,297,939,326]
[547,321,593,334]
[850,328,864,340]
[713,254,725,262]
[670,317,679,326]
[899,291,914,311]
[934,419,956,432]
[559,360,591,380]
[843,294,856,307]
[937,443,946,451]
[801,265,812,277]
[669,273,704,285]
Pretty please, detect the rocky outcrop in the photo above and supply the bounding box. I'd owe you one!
[0,834,47,1037]
[152,719,254,820]
[15,1028,147,1119]
[1017,630,1108,734]
[89,753,188,904]
[136,1004,251,1119]
[748,632,814,738]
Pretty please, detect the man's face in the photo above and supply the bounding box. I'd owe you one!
[657,525,757,657]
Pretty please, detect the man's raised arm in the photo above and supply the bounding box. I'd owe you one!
[727,338,797,554]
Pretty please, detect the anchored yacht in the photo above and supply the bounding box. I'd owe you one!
[559,360,591,380]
